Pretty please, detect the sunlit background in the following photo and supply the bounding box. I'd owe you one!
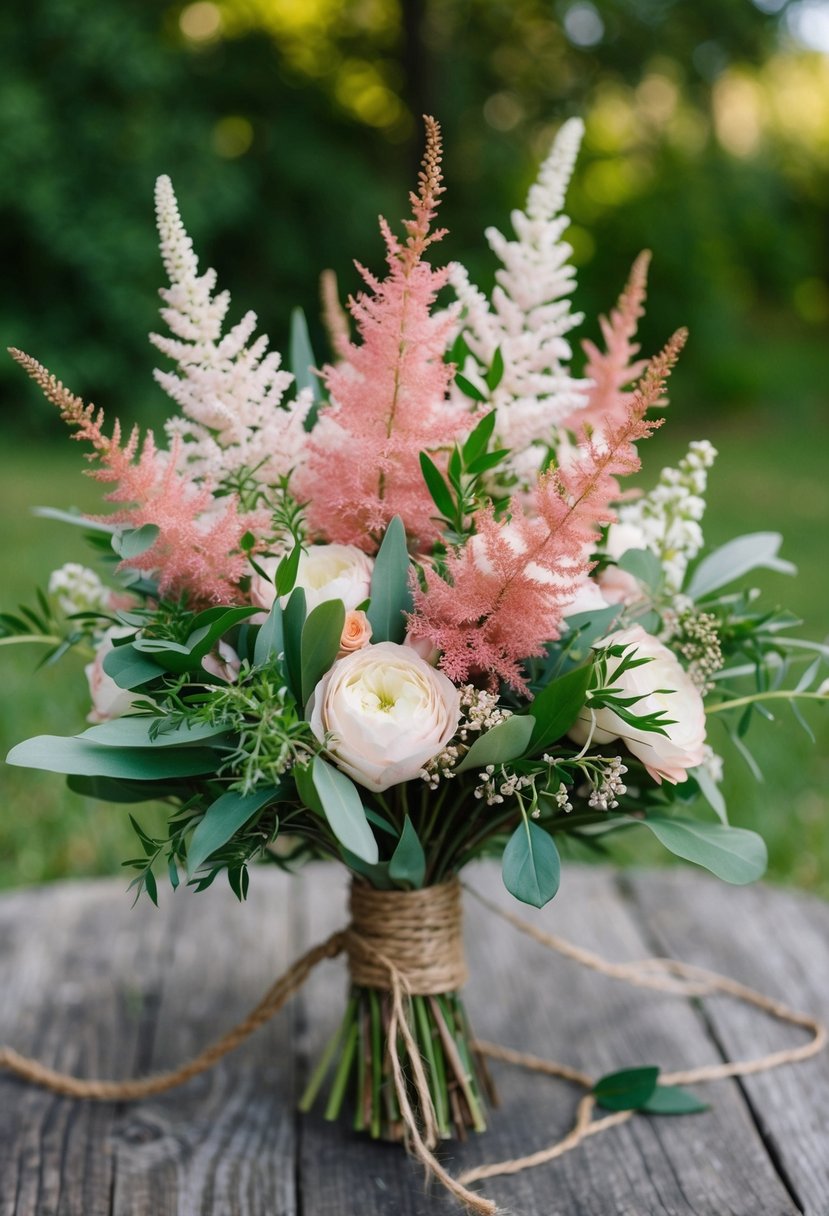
[0,0,827,892]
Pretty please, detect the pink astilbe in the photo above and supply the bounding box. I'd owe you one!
[9,350,262,606]
[410,329,687,693]
[564,251,651,436]
[295,117,471,552]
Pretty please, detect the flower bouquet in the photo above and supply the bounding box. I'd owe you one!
[4,117,826,1153]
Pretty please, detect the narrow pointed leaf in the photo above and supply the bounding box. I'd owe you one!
[187,785,280,876]
[366,515,412,644]
[301,598,345,704]
[389,815,426,889]
[312,756,378,864]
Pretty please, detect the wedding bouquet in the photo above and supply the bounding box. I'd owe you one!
[4,117,825,1146]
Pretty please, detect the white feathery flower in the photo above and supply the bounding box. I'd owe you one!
[450,118,590,490]
[48,564,113,618]
[150,176,311,487]
[612,439,718,593]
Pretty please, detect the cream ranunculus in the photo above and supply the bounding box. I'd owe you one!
[307,641,461,793]
[250,543,374,615]
[568,624,706,785]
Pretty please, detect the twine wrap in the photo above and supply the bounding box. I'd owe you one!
[345,877,468,995]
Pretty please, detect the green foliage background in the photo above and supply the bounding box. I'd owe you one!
[0,0,826,892]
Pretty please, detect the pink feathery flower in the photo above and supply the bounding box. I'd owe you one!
[409,329,687,693]
[565,251,651,435]
[295,117,472,552]
[9,350,263,606]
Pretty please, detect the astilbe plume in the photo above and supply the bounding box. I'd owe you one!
[295,117,471,551]
[151,176,311,488]
[449,118,589,490]
[564,250,651,435]
[409,330,687,693]
[9,350,261,606]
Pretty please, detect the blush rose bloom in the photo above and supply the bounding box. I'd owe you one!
[308,641,461,793]
[568,624,707,785]
[338,610,373,656]
[84,630,137,724]
[250,543,374,615]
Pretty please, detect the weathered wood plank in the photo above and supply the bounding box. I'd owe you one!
[108,874,299,1216]
[0,865,825,1215]
[295,863,802,1215]
[627,868,829,1216]
[0,880,170,1216]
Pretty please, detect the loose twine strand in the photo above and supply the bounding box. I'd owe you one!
[0,878,825,1216]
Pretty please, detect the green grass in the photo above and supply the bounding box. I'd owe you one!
[0,422,826,896]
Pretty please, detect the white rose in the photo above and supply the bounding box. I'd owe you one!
[308,641,461,793]
[250,543,374,615]
[598,521,650,605]
[568,624,706,785]
[562,576,611,618]
[84,630,137,724]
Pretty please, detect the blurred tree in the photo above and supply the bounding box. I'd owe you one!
[1,0,827,434]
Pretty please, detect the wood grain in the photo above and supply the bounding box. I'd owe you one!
[0,864,825,1215]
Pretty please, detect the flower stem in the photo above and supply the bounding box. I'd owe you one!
[706,689,827,715]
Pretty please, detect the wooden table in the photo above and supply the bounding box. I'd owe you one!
[1,863,827,1215]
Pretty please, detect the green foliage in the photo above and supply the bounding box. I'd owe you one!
[186,785,281,877]
[639,815,768,885]
[502,817,561,908]
[456,713,535,773]
[389,815,426,890]
[366,515,412,644]
[593,1067,660,1112]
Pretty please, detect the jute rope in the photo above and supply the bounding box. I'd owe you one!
[0,876,825,1216]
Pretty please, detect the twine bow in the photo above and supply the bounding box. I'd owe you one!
[0,880,825,1216]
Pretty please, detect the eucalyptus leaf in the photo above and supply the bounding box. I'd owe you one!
[527,662,593,754]
[640,815,767,884]
[687,532,796,599]
[282,586,307,702]
[502,819,561,908]
[312,756,378,864]
[187,785,280,876]
[301,598,345,705]
[690,764,728,825]
[366,515,412,644]
[7,736,218,779]
[290,306,322,406]
[389,815,426,889]
[254,600,285,667]
[33,506,116,533]
[79,717,230,749]
[102,644,164,690]
[616,548,663,592]
[112,523,160,560]
[456,714,535,773]
[642,1085,709,1115]
[593,1066,660,1112]
[67,774,170,803]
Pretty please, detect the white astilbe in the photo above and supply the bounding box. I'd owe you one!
[150,176,311,487]
[611,439,718,592]
[450,118,590,489]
